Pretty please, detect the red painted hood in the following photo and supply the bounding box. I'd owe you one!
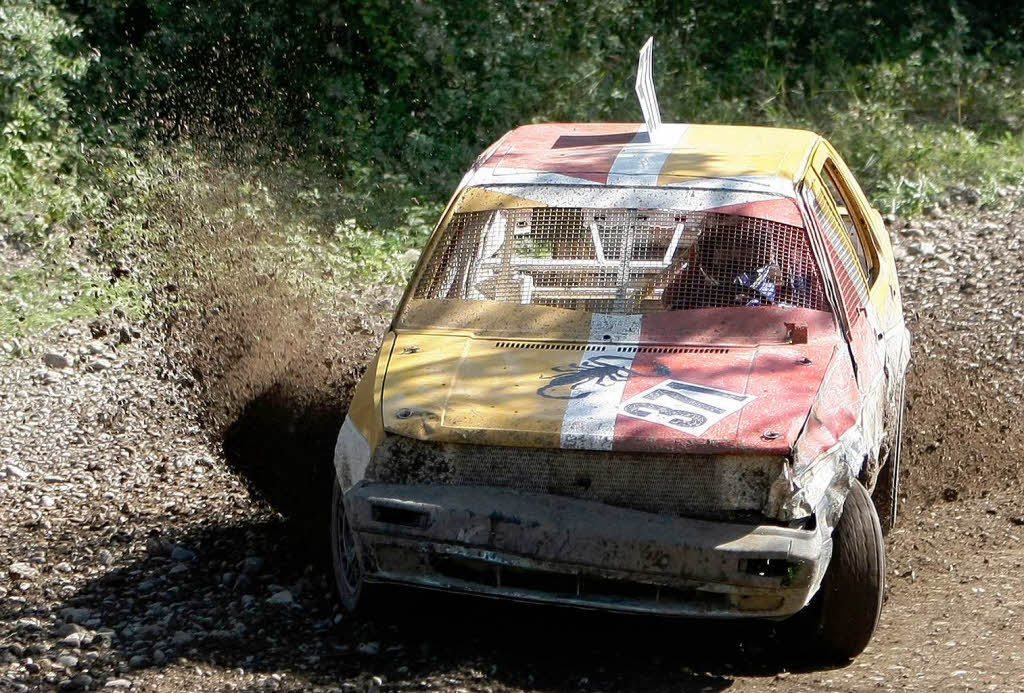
[610,341,841,455]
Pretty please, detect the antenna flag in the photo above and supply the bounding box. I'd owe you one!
[635,37,663,139]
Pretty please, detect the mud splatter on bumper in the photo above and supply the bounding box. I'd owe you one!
[346,483,829,618]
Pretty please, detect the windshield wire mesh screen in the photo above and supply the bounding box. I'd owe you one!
[415,208,829,314]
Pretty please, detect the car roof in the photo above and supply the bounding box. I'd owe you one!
[472,122,821,189]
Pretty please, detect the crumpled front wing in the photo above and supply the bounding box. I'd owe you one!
[347,483,830,618]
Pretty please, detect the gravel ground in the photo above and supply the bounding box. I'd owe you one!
[2,198,1024,692]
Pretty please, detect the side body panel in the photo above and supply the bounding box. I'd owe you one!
[802,142,910,490]
[333,333,396,490]
[815,142,912,436]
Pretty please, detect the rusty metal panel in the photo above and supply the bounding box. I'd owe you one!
[346,482,827,618]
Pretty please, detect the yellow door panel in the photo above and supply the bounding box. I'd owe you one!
[810,142,902,326]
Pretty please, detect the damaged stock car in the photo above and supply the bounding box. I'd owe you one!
[330,42,910,659]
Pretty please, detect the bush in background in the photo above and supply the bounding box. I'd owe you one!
[1,0,1022,339]
[1,3,93,247]
[59,0,1024,212]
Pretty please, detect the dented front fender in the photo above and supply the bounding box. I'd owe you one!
[333,332,395,490]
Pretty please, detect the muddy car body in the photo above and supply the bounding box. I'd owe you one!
[331,121,910,658]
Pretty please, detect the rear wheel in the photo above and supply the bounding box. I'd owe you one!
[817,480,886,660]
[330,481,371,612]
[872,384,906,535]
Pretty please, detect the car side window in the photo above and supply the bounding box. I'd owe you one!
[819,161,877,284]
[802,183,868,328]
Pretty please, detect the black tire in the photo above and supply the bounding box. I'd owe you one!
[872,384,906,535]
[818,480,886,660]
[330,481,372,612]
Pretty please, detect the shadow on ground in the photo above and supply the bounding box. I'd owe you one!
[54,517,848,692]
[219,382,341,556]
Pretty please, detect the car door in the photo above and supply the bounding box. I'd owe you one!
[810,142,911,421]
[813,142,904,330]
[800,145,886,396]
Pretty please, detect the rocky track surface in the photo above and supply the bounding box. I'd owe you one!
[2,201,1024,692]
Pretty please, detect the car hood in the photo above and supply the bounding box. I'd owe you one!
[381,321,846,456]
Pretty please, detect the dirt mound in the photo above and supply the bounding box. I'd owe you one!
[184,285,388,533]
[902,354,1023,505]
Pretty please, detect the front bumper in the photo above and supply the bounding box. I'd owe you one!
[347,483,830,618]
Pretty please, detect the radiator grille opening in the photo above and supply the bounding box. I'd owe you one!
[368,437,782,521]
[491,342,730,354]
[371,503,430,528]
[500,565,577,594]
[493,341,600,351]
[388,550,731,610]
[615,345,730,354]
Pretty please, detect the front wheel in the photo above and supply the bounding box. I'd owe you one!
[817,480,886,660]
[330,481,371,612]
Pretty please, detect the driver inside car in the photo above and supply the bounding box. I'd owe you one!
[660,217,780,310]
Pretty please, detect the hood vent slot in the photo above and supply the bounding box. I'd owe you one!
[616,346,730,355]
[494,341,605,351]
[491,341,729,355]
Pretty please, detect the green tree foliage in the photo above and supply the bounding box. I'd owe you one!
[0,4,91,227]
[2,0,1022,251]
[57,0,1022,202]
[1,0,1021,339]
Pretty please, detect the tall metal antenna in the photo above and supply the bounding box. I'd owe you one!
[635,37,663,140]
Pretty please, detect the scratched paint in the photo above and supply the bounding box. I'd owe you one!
[560,314,643,450]
[330,118,911,621]
[619,379,755,436]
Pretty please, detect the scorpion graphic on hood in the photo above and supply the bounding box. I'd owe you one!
[536,355,640,399]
